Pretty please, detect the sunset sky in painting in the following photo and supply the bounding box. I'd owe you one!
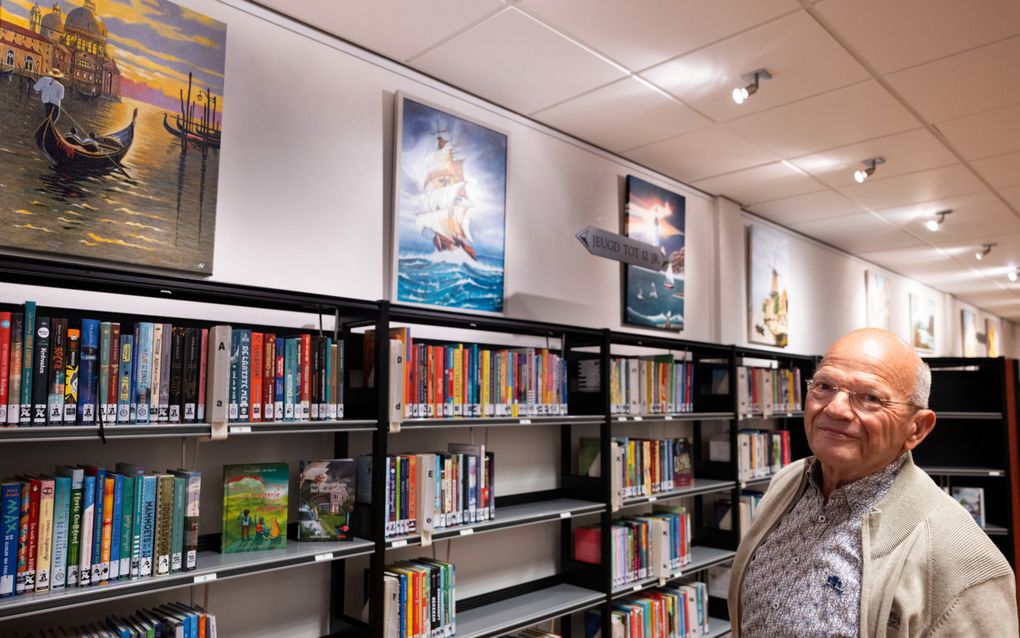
[1,0,225,112]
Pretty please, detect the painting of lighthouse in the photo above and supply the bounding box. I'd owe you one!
[392,94,508,313]
[0,0,226,274]
[748,224,790,348]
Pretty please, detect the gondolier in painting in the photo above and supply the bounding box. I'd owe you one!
[33,68,65,123]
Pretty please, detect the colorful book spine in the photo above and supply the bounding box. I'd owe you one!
[228,329,240,422]
[15,481,29,592]
[23,478,40,591]
[150,323,164,423]
[182,328,199,423]
[87,468,108,583]
[47,317,66,424]
[168,327,185,423]
[6,313,23,425]
[250,331,263,422]
[238,329,251,422]
[139,475,157,578]
[56,467,83,587]
[169,470,200,571]
[118,334,134,423]
[118,475,134,578]
[197,328,208,423]
[107,322,120,423]
[300,334,311,419]
[63,328,80,424]
[34,478,54,591]
[109,473,123,580]
[31,316,50,424]
[154,475,174,576]
[134,322,154,424]
[78,319,100,424]
[158,323,172,422]
[50,475,70,589]
[98,322,112,423]
[78,474,95,586]
[169,476,185,573]
[0,481,20,597]
[274,336,284,421]
[262,334,275,422]
[19,301,35,424]
[283,337,297,420]
[0,312,10,424]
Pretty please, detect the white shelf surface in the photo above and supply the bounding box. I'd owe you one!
[455,583,604,638]
[621,479,736,507]
[706,616,732,638]
[612,546,735,598]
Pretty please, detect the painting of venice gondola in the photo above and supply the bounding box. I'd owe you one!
[623,175,685,331]
[0,0,226,274]
[393,94,508,313]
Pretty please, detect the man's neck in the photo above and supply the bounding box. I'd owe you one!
[818,454,906,500]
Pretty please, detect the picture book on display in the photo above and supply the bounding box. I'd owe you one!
[299,460,355,541]
[222,463,288,553]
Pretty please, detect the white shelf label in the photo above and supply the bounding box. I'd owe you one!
[229,426,251,434]
[648,496,657,502]
[519,418,532,425]
[314,552,334,562]
[990,471,1003,476]
[559,512,572,519]
[632,584,641,592]
[633,416,643,421]
[194,573,217,584]
[618,416,627,421]
[390,540,408,548]
[459,528,474,536]
[664,415,673,421]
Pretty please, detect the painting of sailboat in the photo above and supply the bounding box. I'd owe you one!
[393,95,508,313]
[623,175,685,330]
[0,0,226,274]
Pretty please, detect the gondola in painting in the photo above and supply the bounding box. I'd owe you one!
[0,0,227,274]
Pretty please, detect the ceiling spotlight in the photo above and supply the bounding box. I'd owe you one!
[975,243,995,260]
[1010,270,1019,283]
[925,209,951,232]
[853,157,886,183]
[732,68,771,105]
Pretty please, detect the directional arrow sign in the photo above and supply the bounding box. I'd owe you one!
[575,226,667,271]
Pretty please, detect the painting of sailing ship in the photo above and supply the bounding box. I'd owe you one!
[393,94,508,313]
[0,0,226,274]
[623,175,685,330]
[748,225,790,347]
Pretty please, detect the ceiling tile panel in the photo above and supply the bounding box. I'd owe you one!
[726,81,919,158]
[515,0,799,71]
[815,0,1020,73]
[885,36,1020,124]
[623,126,778,183]
[921,214,1020,246]
[855,245,955,274]
[532,78,712,153]
[874,192,1012,233]
[971,152,1020,189]
[748,190,865,226]
[1002,185,1020,212]
[640,11,869,122]
[836,165,985,211]
[691,162,823,205]
[935,103,1020,160]
[789,129,958,188]
[411,8,628,114]
[255,0,505,62]
[790,212,921,253]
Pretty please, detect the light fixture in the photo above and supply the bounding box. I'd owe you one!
[925,209,951,232]
[732,68,771,105]
[853,157,885,183]
[1009,269,1019,283]
[975,243,995,260]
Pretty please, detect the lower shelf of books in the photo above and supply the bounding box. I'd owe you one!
[611,546,736,598]
[706,616,732,638]
[0,537,374,621]
[455,583,604,638]
[385,499,605,549]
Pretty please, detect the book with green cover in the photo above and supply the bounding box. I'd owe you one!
[578,437,602,478]
[153,474,174,576]
[222,463,288,553]
[118,475,135,579]
[169,476,185,572]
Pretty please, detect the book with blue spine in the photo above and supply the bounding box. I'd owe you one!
[238,329,251,421]
[19,301,36,424]
[78,473,95,586]
[139,474,157,577]
[228,329,240,422]
[117,334,134,423]
[135,322,154,424]
[50,474,70,589]
[274,336,284,420]
[78,319,100,425]
[83,466,107,582]
[109,473,123,580]
[284,338,297,420]
[55,466,83,586]
[170,476,185,572]
[118,475,134,577]
[0,481,19,597]
[115,462,146,578]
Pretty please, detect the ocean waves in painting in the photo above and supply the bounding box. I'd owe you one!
[397,252,504,312]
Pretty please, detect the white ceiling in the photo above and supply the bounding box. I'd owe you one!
[256,0,1020,320]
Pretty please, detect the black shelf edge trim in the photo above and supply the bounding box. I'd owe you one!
[0,420,378,443]
[613,412,735,423]
[397,415,604,429]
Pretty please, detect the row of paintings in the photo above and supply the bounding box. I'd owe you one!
[867,271,1000,356]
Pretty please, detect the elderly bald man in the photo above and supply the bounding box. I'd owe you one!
[730,328,1017,637]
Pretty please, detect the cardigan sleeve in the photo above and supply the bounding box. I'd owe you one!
[928,574,1018,637]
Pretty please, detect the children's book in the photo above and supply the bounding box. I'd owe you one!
[221,463,288,553]
[298,460,355,541]
[951,486,986,528]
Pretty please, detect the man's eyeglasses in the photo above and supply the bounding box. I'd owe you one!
[805,378,923,413]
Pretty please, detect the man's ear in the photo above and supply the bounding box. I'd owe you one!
[903,410,936,451]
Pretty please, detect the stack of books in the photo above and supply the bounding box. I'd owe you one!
[382,558,455,638]
[609,355,695,415]
[574,508,692,588]
[585,581,710,637]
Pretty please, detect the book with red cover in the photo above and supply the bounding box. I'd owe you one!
[573,526,601,564]
[299,334,311,420]
[23,478,40,592]
[262,334,275,421]
[250,332,263,422]
[107,323,120,421]
[0,312,10,424]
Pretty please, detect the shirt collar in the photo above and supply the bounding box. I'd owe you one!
[806,453,908,511]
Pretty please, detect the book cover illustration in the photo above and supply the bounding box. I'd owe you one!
[298,460,355,542]
[221,463,288,553]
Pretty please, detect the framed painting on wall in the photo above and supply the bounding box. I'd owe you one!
[748,225,790,347]
[866,270,891,330]
[392,93,508,313]
[0,0,227,274]
[909,293,936,352]
[961,309,979,357]
[986,319,1000,357]
[622,175,685,331]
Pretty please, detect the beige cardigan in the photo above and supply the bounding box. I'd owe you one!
[728,453,1018,637]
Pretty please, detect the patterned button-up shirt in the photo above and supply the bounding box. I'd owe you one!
[739,454,908,637]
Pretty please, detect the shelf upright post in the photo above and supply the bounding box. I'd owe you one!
[599,329,613,630]
[369,300,391,638]
[1002,359,1020,607]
